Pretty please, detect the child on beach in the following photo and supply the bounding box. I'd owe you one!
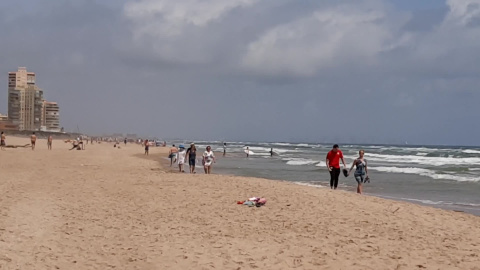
[203,146,216,174]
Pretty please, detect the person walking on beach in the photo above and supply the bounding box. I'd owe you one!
[124,138,127,146]
[203,146,216,174]
[223,142,227,157]
[186,143,197,174]
[177,145,186,172]
[30,132,37,150]
[169,144,178,167]
[144,139,149,155]
[1,132,6,151]
[349,150,369,194]
[326,144,346,189]
[47,135,53,150]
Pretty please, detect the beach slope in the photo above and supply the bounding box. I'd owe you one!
[0,137,479,269]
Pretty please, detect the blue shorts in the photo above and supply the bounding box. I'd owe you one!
[354,174,365,183]
[189,158,196,166]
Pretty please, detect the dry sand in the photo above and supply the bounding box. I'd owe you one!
[0,136,479,270]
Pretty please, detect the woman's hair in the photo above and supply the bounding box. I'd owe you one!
[359,149,365,155]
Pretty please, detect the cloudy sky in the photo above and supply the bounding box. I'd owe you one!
[1,0,479,145]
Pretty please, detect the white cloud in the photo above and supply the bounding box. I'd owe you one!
[241,1,401,76]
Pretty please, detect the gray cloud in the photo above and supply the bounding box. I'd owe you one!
[1,0,480,145]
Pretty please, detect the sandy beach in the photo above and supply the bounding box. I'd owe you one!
[0,136,479,269]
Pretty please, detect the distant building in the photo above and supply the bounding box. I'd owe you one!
[42,101,60,132]
[7,67,60,131]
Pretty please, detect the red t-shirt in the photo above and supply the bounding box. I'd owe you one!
[326,150,343,169]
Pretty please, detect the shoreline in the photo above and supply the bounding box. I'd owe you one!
[1,138,479,269]
[151,151,480,217]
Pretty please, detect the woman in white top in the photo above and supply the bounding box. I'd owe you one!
[203,146,216,174]
[177,145,186,172]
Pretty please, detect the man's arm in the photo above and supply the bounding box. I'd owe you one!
[326,155,331,171]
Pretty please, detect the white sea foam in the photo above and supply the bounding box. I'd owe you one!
[366,153,480,166]
[284,158,318,166]
[462,149,480,154]
[370,166,480,182]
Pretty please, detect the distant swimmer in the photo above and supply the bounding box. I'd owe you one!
[203,146,216,174]
[177,145,186,172]
[1,132,6,150]
[270,148,274,157]
[223,142,227,157]
[186,143,197,174]
[349,150,369,194]
[169,144,178,167]
[246,147,250,158]
[47,135,53,150]
[144,139,149,155]
[326,144,346,190]
[30,132,37,150]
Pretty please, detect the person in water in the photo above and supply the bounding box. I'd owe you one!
[326,144,346,189]
[186,143,197,173]
[223,142,227,157]
[349,150,369,194]
[203,146,216,174]
[246,146,250,158]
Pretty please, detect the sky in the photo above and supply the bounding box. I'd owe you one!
[1,0,480,145]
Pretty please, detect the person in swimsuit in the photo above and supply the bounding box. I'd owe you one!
[47,135,53,150]
[223,142,227,157]
[177,145,186,172]
[124,138,127,145]
[326,144,346,189]
[30,132,37,150]
[169,144,178,167]
[203,146,216,174]
[185,143,197,173]
[144,139,149,155]
[349,150,369,194]
[1,132,6,150]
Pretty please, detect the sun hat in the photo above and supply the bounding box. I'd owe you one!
[179,144,185,149]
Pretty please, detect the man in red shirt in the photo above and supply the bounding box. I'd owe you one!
[326,144,346,189]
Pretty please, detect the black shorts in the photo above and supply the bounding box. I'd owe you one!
[31,141,36,145]
[0,140,5,146]
[189,158,196,166]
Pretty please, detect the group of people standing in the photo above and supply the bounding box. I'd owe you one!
[167,143,216,174]
[326,144,369,194]
[0,131,53,151]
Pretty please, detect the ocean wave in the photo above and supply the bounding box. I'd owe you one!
[462,149,480,154]
[366,153,480,166]
[284,158,319,166]
[294,182,326,188]
[370,166,480,182]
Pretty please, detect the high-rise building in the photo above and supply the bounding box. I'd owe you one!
[7,67,59,131]
[42,101,60,131]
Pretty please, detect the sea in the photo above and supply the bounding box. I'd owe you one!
[171,141,480,216]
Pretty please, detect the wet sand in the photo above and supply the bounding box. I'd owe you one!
[0,136,479,269]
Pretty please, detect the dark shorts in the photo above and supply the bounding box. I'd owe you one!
[189,158,196,166]
[145,146,149,151]
[0,140,5,146]
[31,141,36,145]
